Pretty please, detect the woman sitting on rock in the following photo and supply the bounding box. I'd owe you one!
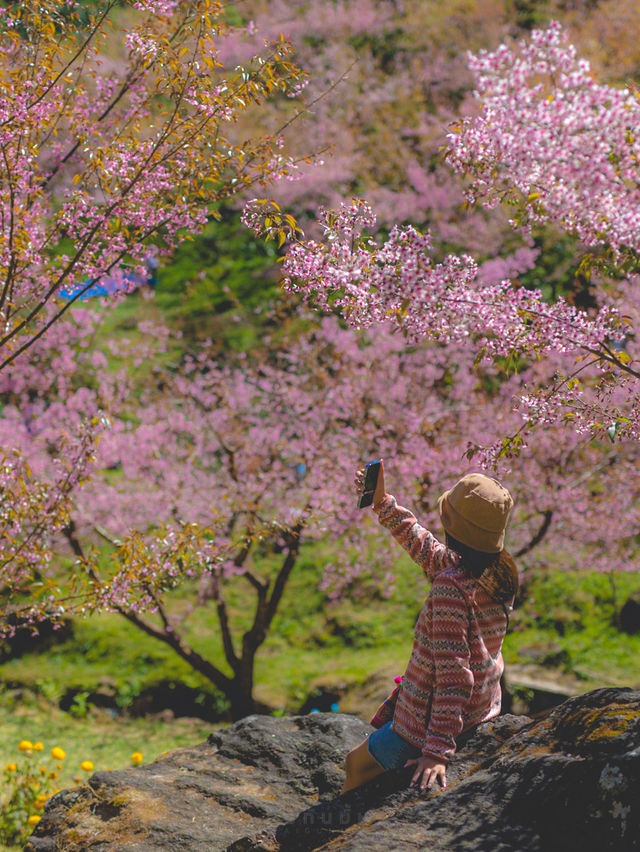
[343,461,518,794]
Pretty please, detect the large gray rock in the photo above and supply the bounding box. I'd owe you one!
[26,688,639,852]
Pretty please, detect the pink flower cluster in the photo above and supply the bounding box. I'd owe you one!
[283,200,620,357]
[0,0,304,371]
[446,21,640,256]
[133,0,179,15]
[279,197,640,444]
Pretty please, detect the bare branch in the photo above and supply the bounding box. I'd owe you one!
[118,608,233,695]
[515,510,553,558]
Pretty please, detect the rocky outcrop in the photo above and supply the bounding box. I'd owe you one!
[27,687,639,852]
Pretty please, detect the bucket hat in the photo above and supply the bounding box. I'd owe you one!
[438,473,513,554]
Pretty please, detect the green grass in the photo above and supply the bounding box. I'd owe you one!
[503,567,640,686]
[0,694,215,779]
[152,208,284,350]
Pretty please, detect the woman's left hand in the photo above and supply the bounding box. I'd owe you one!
[404,755,447,791]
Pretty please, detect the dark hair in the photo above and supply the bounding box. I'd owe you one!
[445,533,519,604]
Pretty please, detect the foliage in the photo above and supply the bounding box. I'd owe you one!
[0,0,307,611]
[2,740,80,846]
[154,206,282,347]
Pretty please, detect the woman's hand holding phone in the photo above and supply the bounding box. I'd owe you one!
[355,459,386,509]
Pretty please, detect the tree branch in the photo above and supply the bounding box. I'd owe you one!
[216,593,239,672]
[118,607,233,696]
[0,147,16,314]
[62,519,85,560]
[515,510,553,558]
[18,2,118,119]
[263,522,304,635]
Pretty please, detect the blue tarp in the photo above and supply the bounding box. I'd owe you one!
[58,259,158,301]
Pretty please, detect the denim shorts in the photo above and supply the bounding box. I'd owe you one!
[367,721,421,771]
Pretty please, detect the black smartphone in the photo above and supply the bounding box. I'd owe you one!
[357,460,382,509]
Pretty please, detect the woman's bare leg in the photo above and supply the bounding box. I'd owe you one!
[341,738,386,793]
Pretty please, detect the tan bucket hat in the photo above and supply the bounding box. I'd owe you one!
[438,473,513,554]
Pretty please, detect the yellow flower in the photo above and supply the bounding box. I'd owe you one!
[18,740,34,752]
[33,742,44,751]
[28,815,41,826]
[130,752,143,765]
[5,762,17,772]
[51,747,65,761]
[80,760,94,772]
[48,770,58,780]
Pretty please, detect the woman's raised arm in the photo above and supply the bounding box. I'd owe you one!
[374,495,452,581]
[356,461,453,581]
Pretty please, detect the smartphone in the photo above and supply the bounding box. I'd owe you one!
[357,460,382,509]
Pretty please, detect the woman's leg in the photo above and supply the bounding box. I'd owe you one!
[341,738,386,793]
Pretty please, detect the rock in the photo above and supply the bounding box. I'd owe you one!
[26,713,370,852]
[619,593,640,634]
[27,688,639,852]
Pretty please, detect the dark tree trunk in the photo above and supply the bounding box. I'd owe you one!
[114,522,306,722]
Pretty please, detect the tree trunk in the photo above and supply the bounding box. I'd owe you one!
[227,679,258,720]
[114,523,305,722]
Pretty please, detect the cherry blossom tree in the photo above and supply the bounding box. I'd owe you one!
[0,0,303,369]
[0,0,307,608]
[8,312,634,717]
[446,21,640,261]
[260,24,640,452]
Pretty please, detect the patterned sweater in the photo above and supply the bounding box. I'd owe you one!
[372,494,512,763]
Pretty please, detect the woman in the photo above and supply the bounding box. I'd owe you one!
[343,460,518,794]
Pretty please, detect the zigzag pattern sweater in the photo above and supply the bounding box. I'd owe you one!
[372,494,511,763]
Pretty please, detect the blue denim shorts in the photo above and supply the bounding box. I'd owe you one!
[367,720,421,771]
